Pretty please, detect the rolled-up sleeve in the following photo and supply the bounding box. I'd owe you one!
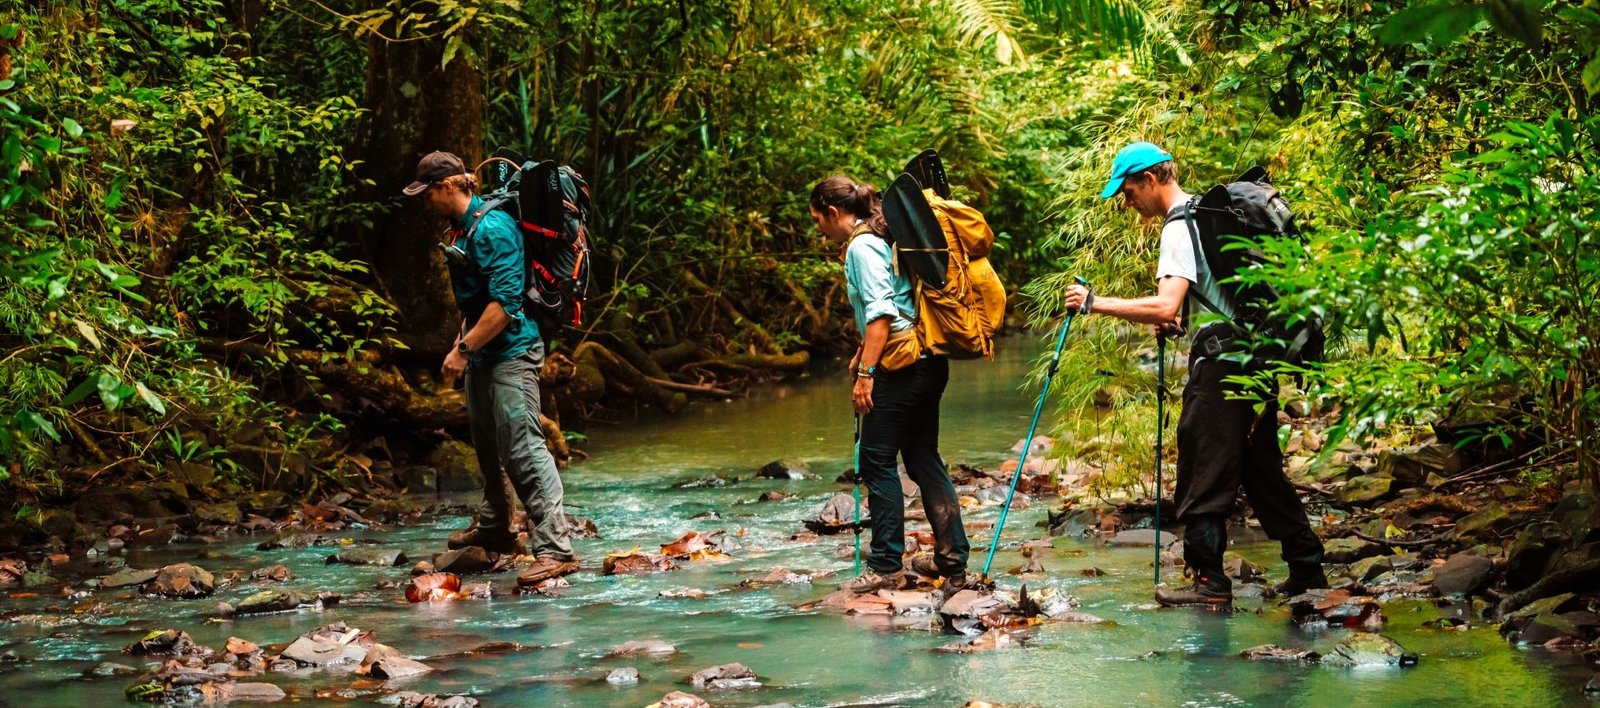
[847,238,899,324]
[472,216,526,315]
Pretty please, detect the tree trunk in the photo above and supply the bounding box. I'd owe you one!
[356,3,484,359]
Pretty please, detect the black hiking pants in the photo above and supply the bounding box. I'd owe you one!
[858,356,970,576]
[1175,327,1324,586]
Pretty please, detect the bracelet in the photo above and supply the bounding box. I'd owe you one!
[855,363,876,378]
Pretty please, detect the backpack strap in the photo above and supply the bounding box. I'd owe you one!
[1173,201,1239,329]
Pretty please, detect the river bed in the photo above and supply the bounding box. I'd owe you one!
[0,338,1589,706]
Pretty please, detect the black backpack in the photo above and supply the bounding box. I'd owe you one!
[475,147,594,333]
[1165,167,1325,366]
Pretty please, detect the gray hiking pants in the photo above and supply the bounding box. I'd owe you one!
[465,346,575,561]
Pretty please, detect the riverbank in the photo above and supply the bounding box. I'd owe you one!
[0,342,1596,705]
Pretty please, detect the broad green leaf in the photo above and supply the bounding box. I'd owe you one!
[97,372,123,411]
[21,411,59,443]
[134,382,167,416]
[62,117,83,139]
[72,319,101,349]
[62,376,98,406]
[1379,2,1481,46]
[1484,0,1543,48]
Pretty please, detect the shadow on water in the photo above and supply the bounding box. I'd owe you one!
[0,335,1591,706]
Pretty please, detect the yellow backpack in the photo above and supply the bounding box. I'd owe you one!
[908,190,1007,359]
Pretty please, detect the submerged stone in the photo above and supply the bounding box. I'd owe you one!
[143,563,215,598]
[233,589,320,616]
[607,667,641,685]
[757,459,812,480]
[1240,644,1320,662]
[688,662,760,690]
[325,547,407,567]
[1323,633,1418,667]
[936,628,1015,653]
[609,640,677,657]
[655,692,710,708]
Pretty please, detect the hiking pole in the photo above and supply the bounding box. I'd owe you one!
[980,276,1089,585]
[1154,331,1166,588]
[852,413,863,576]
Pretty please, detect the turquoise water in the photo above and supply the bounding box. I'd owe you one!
[0,339,1590,706]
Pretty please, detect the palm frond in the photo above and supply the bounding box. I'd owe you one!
[944,0,1030,65]
[1020,0,1147,49]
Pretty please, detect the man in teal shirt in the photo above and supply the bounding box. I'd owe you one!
[405,151,579,587]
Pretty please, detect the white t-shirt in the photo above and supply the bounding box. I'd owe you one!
[1155,201,1239,325]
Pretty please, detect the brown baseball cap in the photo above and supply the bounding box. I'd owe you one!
[402,151,468,196]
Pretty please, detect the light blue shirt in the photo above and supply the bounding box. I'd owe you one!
[844,231,915,339]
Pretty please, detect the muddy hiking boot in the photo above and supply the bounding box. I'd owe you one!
[447,526,525,555]
[841,569,905,594]
[908,554,943,579]
[1274,564,1330,597]
[1155,573,1233,608]
[517,556,580,587]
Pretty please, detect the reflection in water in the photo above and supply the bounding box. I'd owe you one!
[0,338,1588,706]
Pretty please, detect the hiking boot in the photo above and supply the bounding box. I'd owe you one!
[940,571,973,599]
[447,527,524,555]
[908,554,942,578]
[841,569,905,594]
[517,556,580,587]
[1274,564,1330,597]
[1155,574,1233,608]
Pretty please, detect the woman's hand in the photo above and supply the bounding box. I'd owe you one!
[851,375,874,415]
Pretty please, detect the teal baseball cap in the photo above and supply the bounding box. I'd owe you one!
[1099,141,1173,199]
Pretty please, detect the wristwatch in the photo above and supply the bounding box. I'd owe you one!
[456,340,472,355]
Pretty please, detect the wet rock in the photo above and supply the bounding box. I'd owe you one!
[391,690,480,708]
[412,561,435,576]
[1349,555,1393,583]
[688,662,760,690]
[603,552,675,575]
[125,629,210,657]
[758,491,790,503]
[1081,567,1106,577]
[194,501,243,526]
[805,493,867,535]
[1323,537,1384,564]
[405,573,463,603]
[102,567,159,589]
[279,622,372,667]
[1224,555,1264,584]
[232,589,322,616]
[757,459,812,480]
[1047,508,1099,538]
[1339,475,1394,504]
[1453,506,1512,540]
[609,640,677,657]
[369,656,433,680]
[250,564,294,582]
[567,516,602,539]
[655,692,710,708]
[325,547,407,567]
[674,475,735,489]
[1377,444,1461,485]
[1585,673,1600,697]
[606,667,640,685]
[431,547,513,575]
[0,650,24,664]
[936,628,1016,653]
[1240,644,1320,662]
[1430,554,1493,595]
[91,662,139,676]
[223,683,288,702]
[1016,584,1081,619]
[746,567,813,586]
[1505,521,1566,591]
[659,588,708,599]
[1322,633,1418,667]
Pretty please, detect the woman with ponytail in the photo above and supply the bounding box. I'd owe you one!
[809,175,971,595]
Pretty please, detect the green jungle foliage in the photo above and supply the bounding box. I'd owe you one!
[1032,0,1599,496]
[0,0,1139,502]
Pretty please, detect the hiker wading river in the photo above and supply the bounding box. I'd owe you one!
[809,175,973,595]
[407,151,580,588]
[1063,142,1328,607]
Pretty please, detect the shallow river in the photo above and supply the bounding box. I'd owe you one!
[0,338,1590,706]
